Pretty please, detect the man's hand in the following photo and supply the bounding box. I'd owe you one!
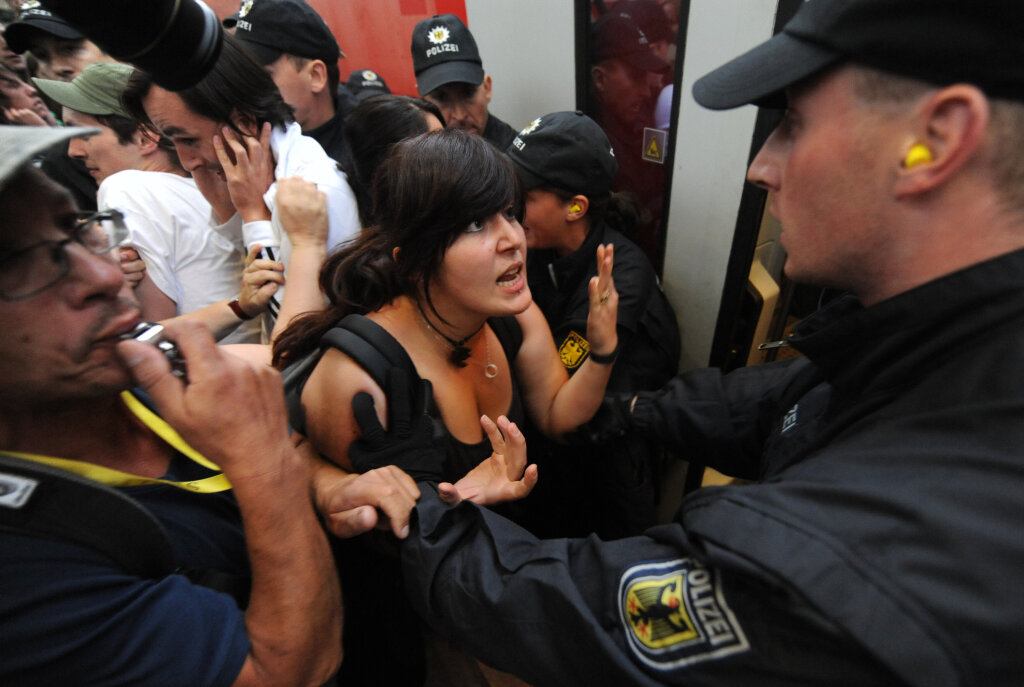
[349,368,446,482]
[276,177,329,249]
[438,415,538,506]
[312,458,421,539]
[119,247,147,288]
[115,319,295,480]
[214,122,275,223]
[237,244,284,316]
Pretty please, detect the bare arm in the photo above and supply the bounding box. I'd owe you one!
[516,244,619,438]
[163,246,283,340]
[135,273,178,322]
[117,320,340,687]
[270,177,330,341]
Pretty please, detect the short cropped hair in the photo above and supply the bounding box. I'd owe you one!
[850,64,1024,213]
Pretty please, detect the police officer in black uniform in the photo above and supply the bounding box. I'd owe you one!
[410,13,516,150]
[224,0,355,164]
[506,110,680,539]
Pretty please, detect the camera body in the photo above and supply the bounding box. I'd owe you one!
[120,322,187,379]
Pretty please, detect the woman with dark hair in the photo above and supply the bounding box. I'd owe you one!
[339,93,445,227]
[274,128,618,484]
[274,127,615,685]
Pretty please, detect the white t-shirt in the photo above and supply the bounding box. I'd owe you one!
[97,170,259,344]
[239,121,361,337]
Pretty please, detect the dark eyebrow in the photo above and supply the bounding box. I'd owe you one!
[160,126,187,138]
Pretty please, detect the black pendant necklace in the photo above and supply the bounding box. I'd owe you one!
[416,300,482,367]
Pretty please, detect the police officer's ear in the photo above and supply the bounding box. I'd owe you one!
[893,84,989,200]
[567,195,589,221]
[481,74,493,104]
[307,59,328,96]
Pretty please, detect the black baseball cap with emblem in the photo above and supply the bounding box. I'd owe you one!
[592,13,670,74]
[411,14,484,96]
[223,0,343,66]
[693,0,1024,110]
[4,1,85,54]
[346,69,391,102]
[505,111,618,198]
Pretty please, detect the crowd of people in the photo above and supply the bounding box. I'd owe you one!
[2,0,1023,685]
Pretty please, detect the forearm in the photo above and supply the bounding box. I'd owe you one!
[169,297,253,341]
[543,357,615,437]
[270,243,328,342]
[630,361,806,478]
[230,447,341,687]
[136,275,178,321]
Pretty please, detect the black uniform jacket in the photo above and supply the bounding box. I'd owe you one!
[528,221,679,391]
[401,247,1024,686]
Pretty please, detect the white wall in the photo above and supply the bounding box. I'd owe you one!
[465,0,577,133]
[661,0,779,370]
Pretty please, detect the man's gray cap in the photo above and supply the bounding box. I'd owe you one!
[0,125,99,193]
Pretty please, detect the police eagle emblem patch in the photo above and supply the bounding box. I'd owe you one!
[520,118,542,136]
[558,331,590,369]
[238,0,254,18]
[619,558,749,670]
[427,26,450,45]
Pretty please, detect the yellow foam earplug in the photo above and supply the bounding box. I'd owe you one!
[904,144,933,169]
[570,204,582,213]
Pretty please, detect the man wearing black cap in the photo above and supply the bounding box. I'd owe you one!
[410,13,516,149]
[3,1,118,212]
[505,111,680,540]
[390,1,1024,684]
[224,0,355,163]
[3,0,115,82]
[346,68,390,103]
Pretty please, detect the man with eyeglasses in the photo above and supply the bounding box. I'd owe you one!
[0,125,422,686]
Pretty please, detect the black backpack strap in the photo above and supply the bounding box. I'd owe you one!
[281,314,422,433]
[326,314,419,388]
[0,453,176,579]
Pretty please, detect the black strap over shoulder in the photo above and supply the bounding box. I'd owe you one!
[0,453,176,579]
[322,315,419,390]
[282,314,421,433]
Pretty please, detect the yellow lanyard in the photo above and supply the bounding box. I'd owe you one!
[3,391,232,493]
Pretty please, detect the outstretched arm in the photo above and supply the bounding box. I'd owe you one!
[517,243,619,438]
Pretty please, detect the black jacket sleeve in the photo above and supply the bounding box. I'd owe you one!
[630,357,814,479]
[401,488,898,687]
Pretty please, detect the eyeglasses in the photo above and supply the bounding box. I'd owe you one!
[0,210,129,301]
